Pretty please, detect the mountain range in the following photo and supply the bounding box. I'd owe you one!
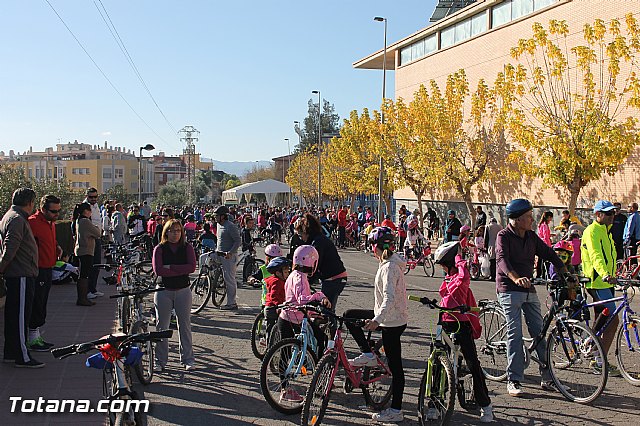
[205,159,273,177]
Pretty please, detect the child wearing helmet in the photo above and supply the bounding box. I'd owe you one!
[263,256,292,339]
[249,243,282,297]
[403,218,427,260]
[550,240,576,276]
[434,241,493,423]
[343,226,408,423]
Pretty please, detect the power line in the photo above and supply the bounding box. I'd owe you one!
[94,0,179,136]
[43,0,174,151]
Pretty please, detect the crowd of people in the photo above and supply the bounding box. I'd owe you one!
[1,186,639,424]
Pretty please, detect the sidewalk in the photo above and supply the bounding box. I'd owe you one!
[0,277,117,425]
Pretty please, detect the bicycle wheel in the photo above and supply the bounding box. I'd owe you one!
[118,297,131,334]
[130,321,154,385]
[417,353,455,426]
[362,339,393,410]
[260,338,317,415]
[251,311,268,360]
[423,258,435,278]
[547,321,607,404]
[190,274,211,314]
[404,262,411,275]
[301,353,337,426]
[616,316,640,386]
[210,267,227,307]
[477,307,509,381]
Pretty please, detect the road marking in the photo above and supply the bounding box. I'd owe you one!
[347,267,376,277]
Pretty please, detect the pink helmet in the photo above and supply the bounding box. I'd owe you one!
[553,240,574,253]
[460,225,471,233]
[293,245,319,273]
[265,244,283,258]
[407,218,419,230]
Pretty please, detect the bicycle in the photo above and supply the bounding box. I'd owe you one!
[408,295,480,425]
[251,307,282,360]
[301,309,393,426]
[475,278,608,404]
[110,285,164,385]
[190,250,226,313]
[237,247,265,283]
[615,242,640,279]
[51,329,172,426]
[260,304,325,415]
[404,243,435,277]
[567,277,640,386]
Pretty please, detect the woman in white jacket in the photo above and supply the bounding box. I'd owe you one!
[344,226,408,423]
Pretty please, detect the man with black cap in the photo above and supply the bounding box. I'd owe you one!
[496,198,569,397]
[581,200,621,376]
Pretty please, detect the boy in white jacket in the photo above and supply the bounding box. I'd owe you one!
[344,227,408,423]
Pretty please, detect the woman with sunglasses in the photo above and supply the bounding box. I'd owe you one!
[152,219,197,372]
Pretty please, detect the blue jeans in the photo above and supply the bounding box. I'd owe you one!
[497,290,552,382]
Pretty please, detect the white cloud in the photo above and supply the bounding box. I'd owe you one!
[101,131,112,136]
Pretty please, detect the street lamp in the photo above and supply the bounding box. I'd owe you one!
[311,90,322,208]
[294,121,303,207]
[285,138,292,206]
[374,16,387,222]
[138,143,155,204]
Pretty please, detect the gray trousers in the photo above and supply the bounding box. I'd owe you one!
[154,287,194,366]
[220,253,238,306]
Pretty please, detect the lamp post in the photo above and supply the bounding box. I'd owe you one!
[138,143,155,204]
[311,90,322,208]
[374,16,387,223]
[285,138,292,206]
[294,121,303,207]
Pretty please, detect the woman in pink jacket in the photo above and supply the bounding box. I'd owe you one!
[435,241,493,423]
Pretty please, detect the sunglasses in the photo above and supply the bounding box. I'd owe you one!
[47,208,61,214]
[604,210,615,216]
[87,195,98,199]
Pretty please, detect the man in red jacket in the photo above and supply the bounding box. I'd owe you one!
[337,205,348,248]
[27,194,62,352]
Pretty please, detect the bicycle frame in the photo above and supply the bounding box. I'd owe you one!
[280,315,315,379]
[425,329,463,398]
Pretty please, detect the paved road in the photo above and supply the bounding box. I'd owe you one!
[141,246,640,426]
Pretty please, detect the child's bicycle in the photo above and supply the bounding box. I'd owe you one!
[408,296,480,425]
[251,307,282,360]
[404,243,435,277]
[301,309,393,426]
[260,304,327,414]
[51,329,172,426]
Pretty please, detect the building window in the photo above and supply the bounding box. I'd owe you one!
[131,169,138,177]
[534,0,555,10]
[131,182,138,190]
[103,168,112,179]
[471,11,487,36]
[440,26,456,49]
[492,1,512,27]
[512,0,534,20]
[115,168,124,179]
[28,169,32,178]
[455,18,472,43]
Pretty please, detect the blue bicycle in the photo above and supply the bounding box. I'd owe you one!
[259,304,325,414]
[567,278,640,386]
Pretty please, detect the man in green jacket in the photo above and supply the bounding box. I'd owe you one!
[581,200,620,376]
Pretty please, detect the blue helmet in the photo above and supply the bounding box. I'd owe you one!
[266,256,292,274]
[506,198,533,219]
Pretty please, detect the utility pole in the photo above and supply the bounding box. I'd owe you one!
[179,125,199,205]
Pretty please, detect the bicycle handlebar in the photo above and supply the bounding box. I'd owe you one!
[408,295,479,314]
[51,330,173,359]
[109,287,165,299]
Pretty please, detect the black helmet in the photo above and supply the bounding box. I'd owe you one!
[266,256,292,274]
[368,226,395,246]
[505,199,533,219]
[214,205,229,216]
[434,241,460,267]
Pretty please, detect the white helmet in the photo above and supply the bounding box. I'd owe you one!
[265,244,283,258]
[434,241,460,266]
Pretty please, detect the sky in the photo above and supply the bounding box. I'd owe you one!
[0,0,437,162]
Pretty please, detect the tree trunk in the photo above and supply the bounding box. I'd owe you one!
[568,188,580,216]
[463,191,475,229]
[415,190,425,230]
[384,195,392,221]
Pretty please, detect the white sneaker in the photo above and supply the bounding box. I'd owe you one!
[480,404,494,423]
[93,291,104,297]
[372,408,403,423]
[87,292,98,299]
[507,380,522,397]
[185,363,197,371]
[349,353,377,367]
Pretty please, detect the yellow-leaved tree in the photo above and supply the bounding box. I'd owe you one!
[504,17,640,213]
[426,70,515,227]
[286,147,319,205]
[380,96,438,228]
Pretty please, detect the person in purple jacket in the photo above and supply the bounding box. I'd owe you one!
[152,219,197,372]
[496,199,570,397]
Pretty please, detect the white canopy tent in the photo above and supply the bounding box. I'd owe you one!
[221,179,292,206]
